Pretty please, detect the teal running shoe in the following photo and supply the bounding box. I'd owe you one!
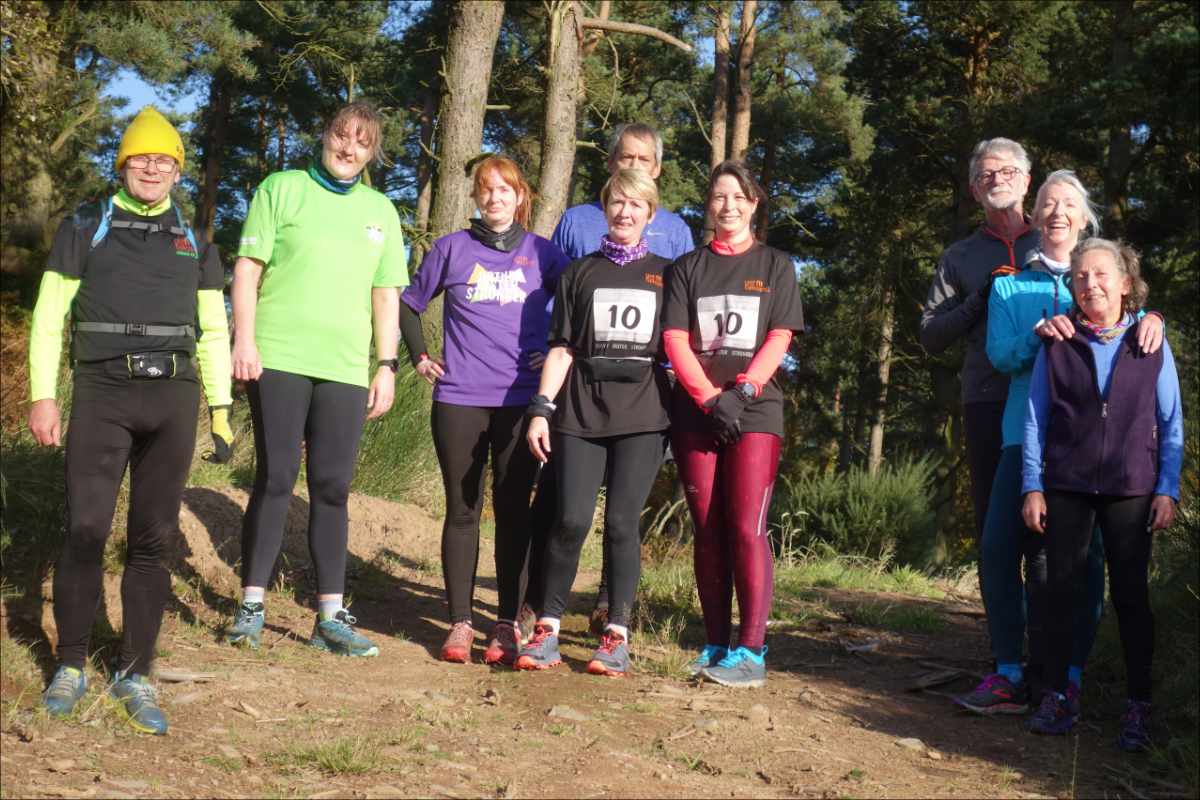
[309,610,379,657]
[701,646,767,688]
[687,645,729,677]
[226,601,265,649]
[108,672,168,735]
[43,665,88,718]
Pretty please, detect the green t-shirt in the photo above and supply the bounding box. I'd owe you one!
[238,170,408,387]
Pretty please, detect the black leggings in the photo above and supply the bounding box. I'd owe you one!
[240,368,367,595]
[54,360,199,676]
[1045,491,1155,701]
[541,432,665,628]
[432,401,539,624]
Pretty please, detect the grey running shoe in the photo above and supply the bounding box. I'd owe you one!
[515,624,562,671]
[43,665,87,718]
[700,646,767,688]
[226,602,265,649]
[309,610,379,657]
[953,673,1029,715]
[586,630,630,677]
[108,672,168,735]
[687,645,729,677]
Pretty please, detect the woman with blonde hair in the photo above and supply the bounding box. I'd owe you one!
[517,169,671,676]
[400,155,569,665]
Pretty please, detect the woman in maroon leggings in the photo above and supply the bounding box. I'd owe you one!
[661,161,804,687]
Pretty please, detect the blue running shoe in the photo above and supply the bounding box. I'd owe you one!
[226,602,264,649]
[687,645,728,677]
[586,631,629,677]
[954,673,1029,715]
[43,665,87,718]
[309,610,379,657]
[1117,700,1152,752]
[701,646,767,688]
[1026,690,1074,736]
[108,672,167,735]
[515,624,562,671]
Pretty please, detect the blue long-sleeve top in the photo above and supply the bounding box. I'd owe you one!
[1023,333,1184,499]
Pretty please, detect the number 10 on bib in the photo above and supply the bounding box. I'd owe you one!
[696,294,761,352]
[592,288,657,345]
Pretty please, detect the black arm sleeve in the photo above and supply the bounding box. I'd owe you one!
[399,301,428,366]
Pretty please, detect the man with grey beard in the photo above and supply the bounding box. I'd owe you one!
[920,137,1038,541]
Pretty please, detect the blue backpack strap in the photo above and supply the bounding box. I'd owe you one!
[89,197,114,249]
[173,203,199,254]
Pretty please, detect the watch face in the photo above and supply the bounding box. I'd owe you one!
[739,382,756,399]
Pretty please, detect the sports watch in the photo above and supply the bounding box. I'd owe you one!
[736,381,757,400]
[378,358,400,373]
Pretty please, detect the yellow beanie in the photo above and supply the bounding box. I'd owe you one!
[116,106,185,170]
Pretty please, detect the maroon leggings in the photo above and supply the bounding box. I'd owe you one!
[672,430,782,649]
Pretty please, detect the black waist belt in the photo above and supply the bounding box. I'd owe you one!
[73,321,195,338]
[579,356,653,384]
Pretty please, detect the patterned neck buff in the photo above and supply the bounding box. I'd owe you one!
[1076,310,1134,343]
[600,234,648,266]
[307,151,361,194]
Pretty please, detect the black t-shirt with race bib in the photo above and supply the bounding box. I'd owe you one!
[661,243,804,437]
[548,252,671,437]
[47,203,224,363]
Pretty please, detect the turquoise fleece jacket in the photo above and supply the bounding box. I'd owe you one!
[986,252,1073,447]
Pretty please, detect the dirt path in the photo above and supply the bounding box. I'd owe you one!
[1,487,1131,799]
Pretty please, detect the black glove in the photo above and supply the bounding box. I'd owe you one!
[705,389,748,446]
[204,405,233,464]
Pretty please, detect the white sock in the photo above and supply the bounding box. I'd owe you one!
[242,587,265,606]
[318,596,344,621]
[538,617,561,635]
[606,623,629,641]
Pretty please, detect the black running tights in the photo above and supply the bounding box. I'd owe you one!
[54,362,199,676]
[432,402,539,624]
[240,368,368,595]
[541,432,664,628]
[1044,490,1155,701]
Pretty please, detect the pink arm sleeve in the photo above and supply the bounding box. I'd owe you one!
[738,329,794,396]
[663,328,720,408]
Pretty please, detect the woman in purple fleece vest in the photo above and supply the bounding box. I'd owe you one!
[1021,238,1183,750]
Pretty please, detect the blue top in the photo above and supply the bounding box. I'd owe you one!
[986,251,1073,447]
[552,201,695,261]
[1022,333,1183,499]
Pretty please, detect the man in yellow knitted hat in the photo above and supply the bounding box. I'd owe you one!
[27,105,233,735]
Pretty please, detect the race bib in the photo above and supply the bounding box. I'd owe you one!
[592,288,657,345]
[696,294,761,352]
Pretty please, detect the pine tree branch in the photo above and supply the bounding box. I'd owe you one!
[578,17,693,52]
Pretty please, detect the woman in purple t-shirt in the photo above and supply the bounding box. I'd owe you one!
[399,156,569,666]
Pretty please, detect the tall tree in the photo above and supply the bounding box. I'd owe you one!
[729,0,758,161]
[429,0,504,238]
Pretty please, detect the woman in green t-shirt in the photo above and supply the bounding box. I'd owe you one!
[225,103,409,657]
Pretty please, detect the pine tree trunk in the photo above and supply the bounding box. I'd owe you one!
[703,1,732,243]
[1104,0,1134,236]
[196,71,231,243]
[412,88,437,264]
[729,0,757,162]
[429,0,504,239]
[532,0,584,238]
[867,280,895,476]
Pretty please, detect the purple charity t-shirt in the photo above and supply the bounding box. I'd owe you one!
[402,229,570,407]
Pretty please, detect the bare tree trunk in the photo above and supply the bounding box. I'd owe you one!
[729,0,757,162]
[532,0,584,238]
[276,113,286,173]
[703,1,732,244]
[412,88,438,265]
[867,280,895,476]
[710,2,730,169]
[195,71,231,243]
[429,0,504,240]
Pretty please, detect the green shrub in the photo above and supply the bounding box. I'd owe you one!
[351,365,439,507]
[770,457,938,566]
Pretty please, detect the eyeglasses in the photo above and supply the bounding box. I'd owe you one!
[975,166,1022,185]
[126,155,178,171]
